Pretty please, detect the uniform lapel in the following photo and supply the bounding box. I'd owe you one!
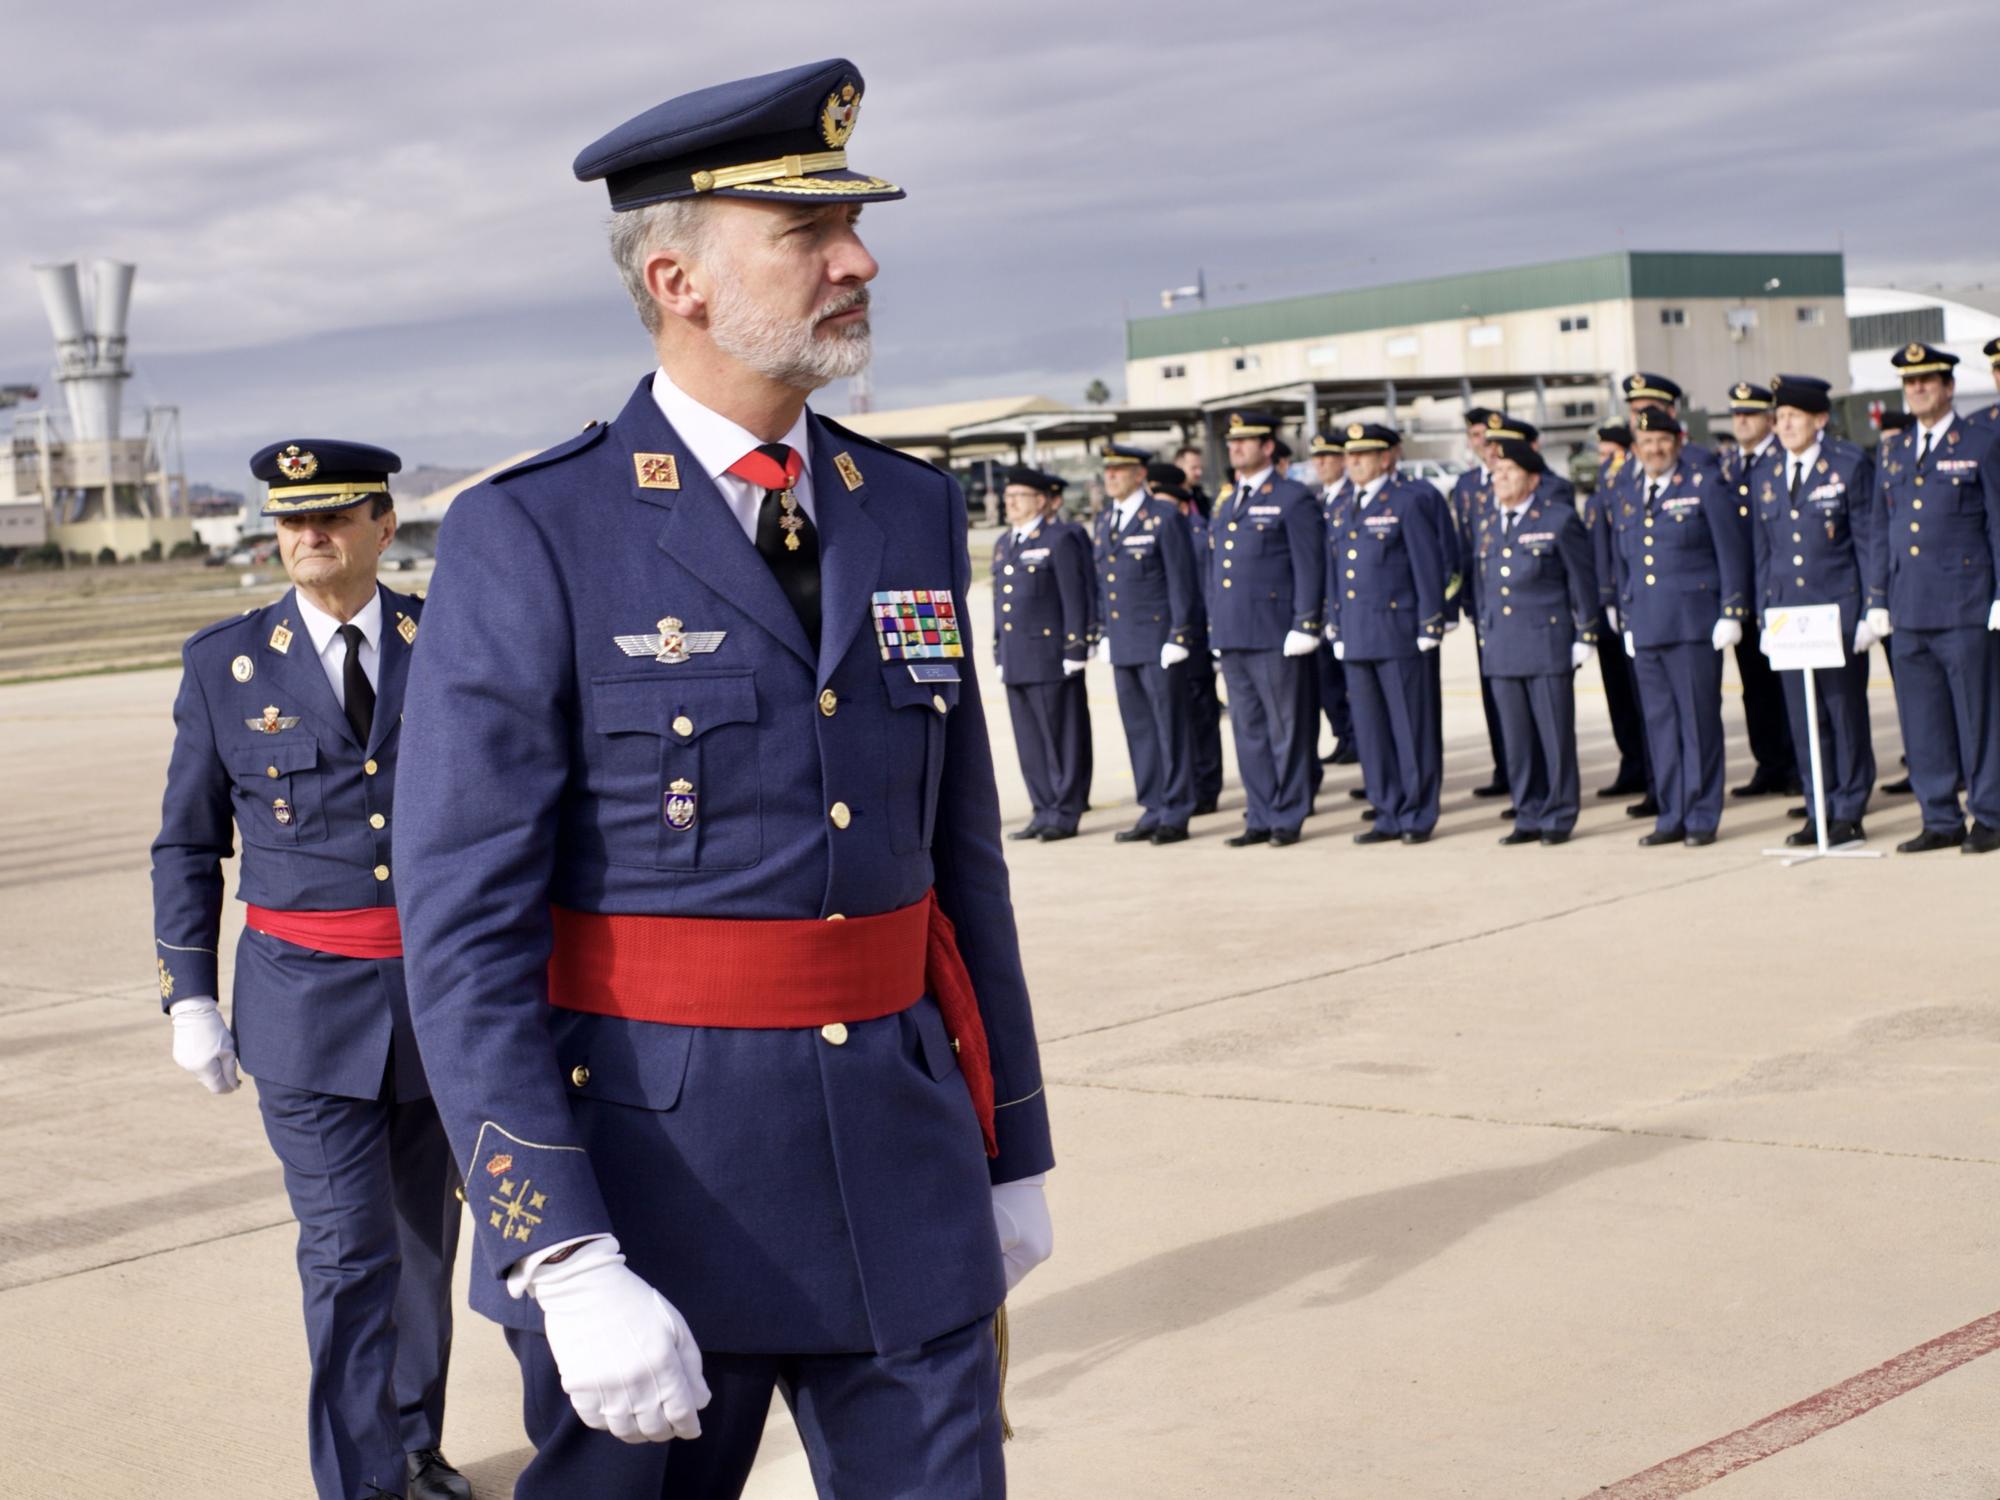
[807,413,884,687]
[368,585,411,757]
[263,588,360,751]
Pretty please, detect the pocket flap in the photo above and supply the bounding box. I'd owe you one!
[227,737,319,775]
[592,672,758,740]
[550,1011,693,1112]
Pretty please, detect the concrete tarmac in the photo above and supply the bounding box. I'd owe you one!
[3,569,1997,1499]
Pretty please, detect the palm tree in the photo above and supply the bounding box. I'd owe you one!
[1084,379,1111,407]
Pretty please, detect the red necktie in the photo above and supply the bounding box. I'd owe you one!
[726,443,803,492]
[730,444,819,646]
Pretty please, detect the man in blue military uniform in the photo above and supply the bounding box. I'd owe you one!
[1094,442,1200,843]
[396,62,1054,1496]
[151,441,469,1500]
[1977,338,2000,427]
[1476,438,1598,845]
[1451,409,1510,800]
[1327,422,1448,844]
[1208,409,1326,846]
[1611,408,1752,846]
[1873,341,2000,853]
[1719,381,1801,802]
[1750,375,1880,847]
[1041,473,1098,806]
[1307,432,1358,766]
[1150,460,1224,813]
[1586,422,1651,800]
[993,465,1092,841]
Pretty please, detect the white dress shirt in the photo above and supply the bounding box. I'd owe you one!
[650,367,815,543]
[1913,410,1955,458]
[1780,441,1823,494]
[294,589,380,711]
[1012,518,1042,543]
[1356,476,1388,509]
[1113,492,1149,530]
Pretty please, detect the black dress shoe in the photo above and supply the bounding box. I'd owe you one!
[1499,805,1517,820]
[1330,741,1360,765]
[1113,823,1156,843]
[1037,826,1076,842]
[1963,821,2000,854]
[1625,797,1660,819]
[1783,826,1818,847]
[1539,830,1571,846]
[1731,773,1785,799]
[1400,829,1431,845]
[1225,828,1271,847]
[1150,824,1189,845]
[1007,824,1045,841]
[1828,820,1865,846]
[1361,807,1377,822]
[1786,804,1808,818]
[1683,829,1717,847]
[1472,780,1508,798]
[1347,786,1370,801]
[1596,776,1646,798]
[1897,827,1964,853]
[1353,828,1398,845]
[407,1450,471,1500]
[1270,827,1303,846]
[1638,828,1685,846]
[1880,775,1912,795]
[1499,828,1540,845]
[1192,799,1219,816]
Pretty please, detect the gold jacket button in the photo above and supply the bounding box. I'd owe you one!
[364,759,379,776]
[266,766,279,779]
[821,1022,849,1046]
[818,689,838,717]
[672,714,694,737]
[570,1064,590,1087]
[932,694,948,714]
[453,1183,466,1203]
[829,801,851,829]
[373,864,390,881]
[365,813,384,830]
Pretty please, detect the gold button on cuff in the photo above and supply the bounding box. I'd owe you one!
[570,1064,590,1087]
[818,689,838,717]
[821,1022,849,1046]
[266,765,279,779]
[672,714,694,737]
[931,694,948,714]
[829,801,851,829]
[369,813,386,830]
[364,759,379,775]
[373,864,390,881]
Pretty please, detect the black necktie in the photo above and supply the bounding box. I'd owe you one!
[1917,431,1933,467]
[337,623,374,745]
[737,442,820,649]
[1788,460,1803,505]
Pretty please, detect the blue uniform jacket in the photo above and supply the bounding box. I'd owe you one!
[992,518,1090,685]
[1205,473,1325,649]
[1870,418,2000,630]
[1610,454,1752,648]
[151,585,431,1102]
[1325,480,1448,661]
[1474,497,1598,676]
[394,377,1052,1356]
[1093,496,1197,665]
[1054,516,1103,647]
[1750,440,1878,639]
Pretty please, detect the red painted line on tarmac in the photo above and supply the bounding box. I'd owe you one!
[1586,1307,2000,1498]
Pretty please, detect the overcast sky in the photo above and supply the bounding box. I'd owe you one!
[6,0,1999,487]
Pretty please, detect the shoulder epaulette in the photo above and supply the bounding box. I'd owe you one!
[486,423,611,486]
[183,605,263,655]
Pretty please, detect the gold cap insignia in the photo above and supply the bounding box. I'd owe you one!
[1347,423,1364,439]
[820,82,861,148]
[1734,383,1751,399]
[634,453,681,490]
[1485,413,1504,430]
[1906,343,1926,361]
[275,444,318,481]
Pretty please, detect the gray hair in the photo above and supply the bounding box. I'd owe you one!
[607,198,713,336]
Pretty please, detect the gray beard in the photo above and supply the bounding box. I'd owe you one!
[707,274,872,391]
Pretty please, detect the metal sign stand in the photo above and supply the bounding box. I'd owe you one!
[1761,663,1884,866]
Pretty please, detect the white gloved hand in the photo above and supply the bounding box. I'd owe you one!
[1852,618,1876,655]
[1415,635,1440,654]
[1332,640,1346,661]
[169,997,239,1094]
[1570,641,1594,671]
[1866,607,1892,641]
[1282,629,1320,658]
[994,664,1003,685]
[1988,600,2000,632]
[1623,630,1636,658]
[1759,628,1774,658]
[1061,658,1086,677]
[1159,641,1190,669]
[528,1236,710,1444]
[1091,639,1109,663]
[1606,606,1619,632]
[1711,618,1743,652]
[991,1175,1053,1293]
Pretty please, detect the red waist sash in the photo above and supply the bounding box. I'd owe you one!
[245,904,403,959]
[547,891,997,1156]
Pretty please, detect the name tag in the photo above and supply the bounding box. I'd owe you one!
[907,662,961,684]
[1248,504,1283,516]
[1807,483,1844,502]
[1122,535,1156,549]
[1020,547,1050,562]
[1939,458,1978,473]
[1517,530,1555,545]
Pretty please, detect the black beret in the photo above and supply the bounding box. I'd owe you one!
[1771,373,1832,415]
[1001,465,1062,496]
[1633,408,1683,436]
[1596,423,1634,448]
[1489,437,1546,475]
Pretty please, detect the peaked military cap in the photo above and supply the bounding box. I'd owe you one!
[1463,406,1498,428]
[1341,422,1399,452]
[1001,465,1062,496]
[1596,423,1634,448]
[1484,412,1540,443]
[1309,430,1347,456]
[1986,336,2000,368]
[575,59,904,210]
[1488,437,1546,475]
[1890,341,1958,377]
[1726,381,1773,413]
[1633,407,1683,436]
[1101,442,1151,468]
[253,439,400,516]
[1223,409,1279,439]
[1771,374,1831,414]
[1879,409,1916,434]
[1624,372,1684,404]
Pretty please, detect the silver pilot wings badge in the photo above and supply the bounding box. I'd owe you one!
[615,615,727,665]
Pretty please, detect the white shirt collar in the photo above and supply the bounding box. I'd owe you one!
[650,367,815,542]
[1357,475,1388,506]
[1749,436,1776,462]
[1916,410,1954,446]
[1115,489,1150,524]
[1012,518,1042,542]
[295,586,381,660]
[1782,441,1822,476]
[1233,466,1273,496]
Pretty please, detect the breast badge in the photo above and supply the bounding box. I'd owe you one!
[633,453,682,490]
[396,612,417,646]
[833,451,864,491]
[664,778,698,830]
[272,798,293,826]
[268,622,293,655]
[230,654,255,683]
[873,589,964,659]
[246,706,301,733]
[616,615,726,664]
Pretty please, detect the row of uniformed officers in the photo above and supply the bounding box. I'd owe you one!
[992,338,2000,854]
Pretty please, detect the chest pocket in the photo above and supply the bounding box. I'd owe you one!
[227,736,325,848]
[881,665,959,854]
[592,671,760,871]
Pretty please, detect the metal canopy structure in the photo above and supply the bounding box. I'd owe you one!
[942,404,1197,465]
[1196,370,1609,437]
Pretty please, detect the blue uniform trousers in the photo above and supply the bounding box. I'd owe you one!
[1475,641,1510,788]
[1345,656,1439,836]
[1219,649,1316,833]
[1004,680,1091,834]
[1633,643,1726,835]
[1187,641,1225,808]
[1113,659,1195,827]
[1315,642,1353,746]
[1597,611,1650,789]
[256,1073,459,1500]
[1491,674,1578,835]
[1891,626,2000,832]
[1781,654,1875,823]
[504,1312,1004,1499]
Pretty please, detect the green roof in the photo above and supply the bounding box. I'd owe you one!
[1126,251,1847,361]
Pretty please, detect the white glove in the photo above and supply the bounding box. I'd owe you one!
[1443,618,1461,633]
[1866,607,1891,641]
[1159,641,1190,669]
[992,1175,1053,1293]
[1988,601,2000,632]
[1570,642,1594,671]
[1332,640,1346,661]
[994,664,1003,685]
[1061,658,1086,677]
[527,1236,710,1444]
[1091,639,1109,663]
[1282,629,1319,658]
[1416,636,1439,654]
[1852,618,1876,655]
[1623,630,1636,658]
[1606,606,1619,632]
[169,997,239,1094]
[1711,618,1743,652]
[1759,628,1774,658]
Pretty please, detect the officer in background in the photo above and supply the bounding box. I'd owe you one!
[1308,430,1358,765]
[1874,341,2000,853]
[1096,442,1200,843]
[1610,408,1751,846]
[151,441,468,1500]
[1586,423,1650,799]
[1150,460,1224,814]
[1977,338,2000,427]
[1176,441,1214,518]
[1327,422,1448,844]
[993,465,1092,841]
[1209,409,1326,846]
[1719,381,1801,801]
[1040,474,1097,808]
[1451,409,1509,800]
[1476,438,1597,845]
[1749,375,1879,847]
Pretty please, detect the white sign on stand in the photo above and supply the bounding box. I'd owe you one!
[1758,604,1884,866]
